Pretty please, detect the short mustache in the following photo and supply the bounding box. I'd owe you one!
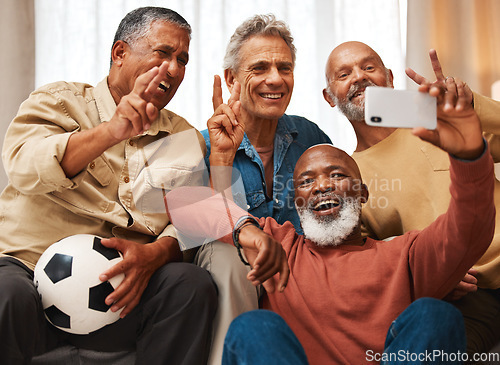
[308,191,342,209]
[346,80,377,100]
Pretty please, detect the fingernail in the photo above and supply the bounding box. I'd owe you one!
[106,297,114,306]
[100,274,108,281]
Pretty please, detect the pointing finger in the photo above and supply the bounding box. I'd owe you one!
[429,49,445,81]
[144,61,169,97]
[133,65,161,99]
[228,81,241,108]
[405,67,429,86]
[212,75,224,111]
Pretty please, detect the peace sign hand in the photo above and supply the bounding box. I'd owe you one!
[412,77,483,160]
[107,61,171,142]
[405,49,473,106]
[208,75,245,166]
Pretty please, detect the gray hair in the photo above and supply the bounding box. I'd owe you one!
[223,14,296,72]
[111,7,191,66]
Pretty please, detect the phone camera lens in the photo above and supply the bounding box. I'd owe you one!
[371,116,382,123]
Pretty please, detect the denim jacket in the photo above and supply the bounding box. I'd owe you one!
[201,114,331,234]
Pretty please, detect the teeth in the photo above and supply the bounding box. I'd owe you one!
[158,81,170,92]
[261,93,282,99]
[314,199,340,210]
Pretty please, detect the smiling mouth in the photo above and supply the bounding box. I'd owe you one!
[260,93,284,100]
[158,81,171,92]
[349,89,365,101]
[312,198,341,212]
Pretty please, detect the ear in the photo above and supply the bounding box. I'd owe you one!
[360,184,369,204]
[111,40,128,67]
[224,68,236,93]
[323,88,336,108]
[387,68,394,88]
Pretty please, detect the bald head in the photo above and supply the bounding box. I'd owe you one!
[323,41,393,122]
[325,41,386,82]
[293,144,363,185]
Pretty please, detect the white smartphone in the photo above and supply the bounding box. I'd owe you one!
[365,86,437,129]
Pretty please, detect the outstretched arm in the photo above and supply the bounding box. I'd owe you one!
[410,78,494,299]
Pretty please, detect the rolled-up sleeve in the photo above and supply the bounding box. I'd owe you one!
[2,83,89,194]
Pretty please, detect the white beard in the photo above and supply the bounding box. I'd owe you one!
[331,69,392,122]
[336,90,367,121]
[297,198,361,247]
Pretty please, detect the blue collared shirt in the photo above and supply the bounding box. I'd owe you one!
[201,114,331,234]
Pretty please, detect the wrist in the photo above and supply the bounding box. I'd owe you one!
[451,138,487,161]
[209,152,235,166]
[101,121,125,148]
[232,215,260,266]
[150,236,183,265]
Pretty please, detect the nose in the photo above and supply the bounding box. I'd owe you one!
[164,59,180,79]
[351,66,367,84]
[313,176,333,195]
[265,66,283,85]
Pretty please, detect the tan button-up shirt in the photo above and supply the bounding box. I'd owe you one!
[0,78,206,270]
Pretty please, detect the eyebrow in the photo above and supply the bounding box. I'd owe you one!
[297,169,314,179]
[159,45,189,63]
[335,55,382,72]
[297,165,345,179]
[249,59,293,68]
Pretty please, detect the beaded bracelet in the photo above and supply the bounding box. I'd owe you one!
[232,215,261,266]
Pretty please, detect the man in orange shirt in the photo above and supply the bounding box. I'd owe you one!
[167,78,495,363]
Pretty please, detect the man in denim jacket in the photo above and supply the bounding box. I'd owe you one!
[195,14,331,365]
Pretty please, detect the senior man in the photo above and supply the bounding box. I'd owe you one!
[196,14,331,364]
[167,77,494,364]
[323,41,500,356]
[0,7,217,365]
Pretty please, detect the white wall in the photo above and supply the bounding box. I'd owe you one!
[0,0,35,191]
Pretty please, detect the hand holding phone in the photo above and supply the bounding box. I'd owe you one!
[365,87,437,129]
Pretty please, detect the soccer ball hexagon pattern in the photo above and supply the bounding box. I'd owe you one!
[34,234,124,334]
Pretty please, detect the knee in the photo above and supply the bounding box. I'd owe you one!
[224,310,307,363]
[410,298,465,334]
[227,310,285,340]
[0,274,40,317]
[154,263,218,307]
[414,298,463,324]
[197,241,249,275]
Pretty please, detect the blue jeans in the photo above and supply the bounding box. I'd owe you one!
[222,310,308,365]
[382,297,466,364]
[223,298,466,365]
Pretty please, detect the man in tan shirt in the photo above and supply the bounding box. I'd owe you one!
[323,41,500,356]
[0,7,216,365]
